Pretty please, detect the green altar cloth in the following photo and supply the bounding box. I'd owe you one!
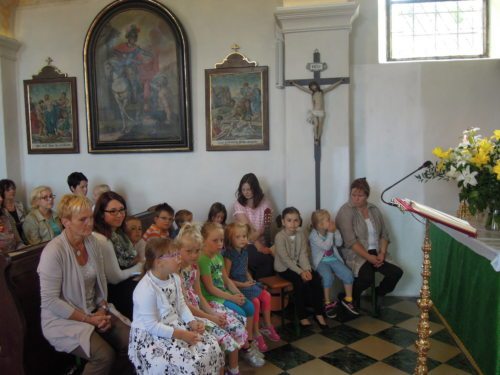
[429,223,499,375]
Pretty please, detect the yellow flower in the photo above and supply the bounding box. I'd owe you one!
[436,161,445,172]
[494,161,500,180]
[432,147,452,159]
[470,151,490,167]
[493,130,500,140]
[478,138,493,154]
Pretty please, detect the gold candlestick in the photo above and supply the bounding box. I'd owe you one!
[414,220,433,374]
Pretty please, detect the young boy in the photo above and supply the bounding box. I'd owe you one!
[143,203,175,241]
[172,209,193,237]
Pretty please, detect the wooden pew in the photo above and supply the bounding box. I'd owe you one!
[0,208,156,375]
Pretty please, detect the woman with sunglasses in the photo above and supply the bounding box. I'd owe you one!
[93,191,143,319]
[23,186,62,245]
[38,194,133,374]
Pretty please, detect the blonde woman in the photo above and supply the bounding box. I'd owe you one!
[23,186,62,245]
[38,194,132,375]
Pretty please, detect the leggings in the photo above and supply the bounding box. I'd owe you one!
[223,298,255,317]
[251,289,271,327]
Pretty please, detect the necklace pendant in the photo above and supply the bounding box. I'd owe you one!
[76,250,81,256]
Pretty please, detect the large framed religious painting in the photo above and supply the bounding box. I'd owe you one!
[205,52,269,151]
[23,61,79,154]
[84,0,192,153]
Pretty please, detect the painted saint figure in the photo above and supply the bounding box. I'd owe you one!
[292,79,345,144]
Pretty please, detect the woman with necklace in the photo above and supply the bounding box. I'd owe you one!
[0,179,26,243]
[23,186,62,245]
[38,194,133,375]
[336,178,403,310]
[93,191,143,319]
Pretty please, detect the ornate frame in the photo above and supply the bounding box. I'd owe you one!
[84,0,192,153]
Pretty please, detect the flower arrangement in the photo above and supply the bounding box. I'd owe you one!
[416,128,500,215]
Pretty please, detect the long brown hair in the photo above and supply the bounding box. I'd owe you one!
[236,173,264,208]
[142,237,177,278]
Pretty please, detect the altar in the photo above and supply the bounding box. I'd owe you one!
[429,223,500,375]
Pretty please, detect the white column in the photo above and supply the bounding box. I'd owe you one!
[0,36,21,179]
[275,2,359,220]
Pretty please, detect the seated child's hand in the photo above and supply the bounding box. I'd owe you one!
[232,293,246,305]
[211,313,227,327]
[189,319,205,333]
[300,271,312,281]
[181,330,202,345]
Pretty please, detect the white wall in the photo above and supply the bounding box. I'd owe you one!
[14,0,285,217]
[351,0,500,295]
[9,0,500,296]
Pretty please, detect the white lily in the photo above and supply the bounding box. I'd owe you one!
[446,165,460,179]
[457,166,478,187]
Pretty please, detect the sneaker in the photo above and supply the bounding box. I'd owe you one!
[255,334,268,352]
[324,301,338,318]
[250,340,265,358]
[342,299,360,315]
[241,348,265,367]
[260,326,281,342]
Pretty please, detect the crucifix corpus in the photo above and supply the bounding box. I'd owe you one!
[285,49,349,209]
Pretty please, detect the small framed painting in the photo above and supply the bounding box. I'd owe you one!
[23,61,79,154]
[205,52,269,151]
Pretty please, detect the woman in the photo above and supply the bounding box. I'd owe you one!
[93,191,143,319]
[0,193,24,253]
[0,179,26,242]
[38,194,132,375]
[233,173,274,279]
[23,186,62,245]
[335,178,403,309]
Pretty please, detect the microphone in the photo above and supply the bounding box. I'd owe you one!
[381,161,432,207]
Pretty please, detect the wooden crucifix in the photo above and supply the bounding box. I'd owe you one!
[285,49,349,209]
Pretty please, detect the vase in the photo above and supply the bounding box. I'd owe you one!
[486,209,500,231]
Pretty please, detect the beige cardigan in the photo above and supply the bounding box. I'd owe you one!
[273,229,311,275]
[38,231,119,356]
[335,201,391,277]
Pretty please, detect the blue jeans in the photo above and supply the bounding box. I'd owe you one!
[317,260,354,288]
[223,298,255,317]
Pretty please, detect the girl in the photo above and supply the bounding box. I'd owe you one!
[129,238,224,375]
[310,210,358,317]
[207,202,227,226]
[274,207,327,328]
[124,216,146,261]
[224,223,280,352]
[198,222,264,368]
[177,224,246,375]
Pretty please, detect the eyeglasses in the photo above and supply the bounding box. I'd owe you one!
[104,208,126,216]
[158,252,180,260]
[40,194,56,201]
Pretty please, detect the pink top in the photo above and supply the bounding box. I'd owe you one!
[233,199,271,240]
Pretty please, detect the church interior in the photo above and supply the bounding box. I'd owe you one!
[0,0,498,374]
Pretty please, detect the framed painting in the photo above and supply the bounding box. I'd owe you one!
[84,0,192,153]
[205,52,269,151]
[23,62,79,154]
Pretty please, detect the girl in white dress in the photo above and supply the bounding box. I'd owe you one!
[128,237,224,374]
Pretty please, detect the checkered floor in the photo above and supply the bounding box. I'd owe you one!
[240,296,478,375]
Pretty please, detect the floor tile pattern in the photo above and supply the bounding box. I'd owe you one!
[238,296,479,374]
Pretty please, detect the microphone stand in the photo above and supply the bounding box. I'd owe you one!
[381,161,432,207]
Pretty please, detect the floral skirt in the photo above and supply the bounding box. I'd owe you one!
[128,324,224,375]
[209,301,248,348]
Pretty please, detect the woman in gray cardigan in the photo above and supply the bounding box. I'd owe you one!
[38,194,132,375]
[336,178,403,309]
